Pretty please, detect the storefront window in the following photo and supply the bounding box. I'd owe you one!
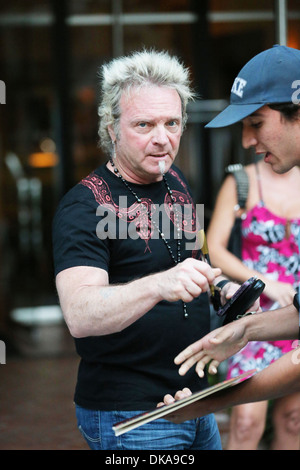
[0,3,55,329]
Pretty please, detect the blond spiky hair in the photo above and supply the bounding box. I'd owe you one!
[97,49,195,154]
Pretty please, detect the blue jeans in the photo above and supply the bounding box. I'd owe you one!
[75,405,222,450]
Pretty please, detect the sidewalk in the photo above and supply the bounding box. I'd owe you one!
[0,355,89,450]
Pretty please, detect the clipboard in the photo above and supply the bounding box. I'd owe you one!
[113,369,257,436]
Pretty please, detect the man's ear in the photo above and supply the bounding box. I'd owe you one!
[108,124,116,143]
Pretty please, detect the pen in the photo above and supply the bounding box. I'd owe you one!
[199,229,211,265]
[198,229,221,296]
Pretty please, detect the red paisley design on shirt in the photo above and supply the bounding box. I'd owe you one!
[81,171,198,252]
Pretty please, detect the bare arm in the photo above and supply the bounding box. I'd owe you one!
[161,347,300,423]
[56,259,221,338]
[207,174,256,283]
[207,175,296,306]
[174,304,299,377]
[56,265,164,338]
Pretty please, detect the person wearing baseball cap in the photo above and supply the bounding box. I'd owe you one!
[160,46,300,437]
[207,44,300,174]
[206,44,300,128]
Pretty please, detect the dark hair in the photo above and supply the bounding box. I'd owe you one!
[268,102,300,122]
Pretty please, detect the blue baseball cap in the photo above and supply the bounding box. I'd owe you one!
[206,45,300,128]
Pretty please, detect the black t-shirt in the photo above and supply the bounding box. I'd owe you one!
[53,163,211,410]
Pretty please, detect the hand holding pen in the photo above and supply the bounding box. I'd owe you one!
[198,229,221,299]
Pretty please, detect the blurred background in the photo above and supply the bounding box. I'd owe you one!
[0,0,299,450]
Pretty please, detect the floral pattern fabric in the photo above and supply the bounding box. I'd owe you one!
[227,201,300,378]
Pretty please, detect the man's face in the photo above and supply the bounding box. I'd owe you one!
[242,105,300,174]
[109,85,183,184]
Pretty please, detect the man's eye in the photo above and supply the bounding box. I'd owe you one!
[138,122,148,128]
[167,120,180,131]
[251,122,262,128]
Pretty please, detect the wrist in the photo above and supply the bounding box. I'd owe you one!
[149,272,165,303]
[216,279,231,290]
[242,312,261,342]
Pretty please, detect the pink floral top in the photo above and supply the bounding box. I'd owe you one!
[241,203,300,354]
[227,168,300,378]
[242,204,300,310]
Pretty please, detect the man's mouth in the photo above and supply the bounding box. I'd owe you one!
[150,153,168,158]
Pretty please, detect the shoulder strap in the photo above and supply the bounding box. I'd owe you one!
[254,162,264,203]
[225,163,249,210]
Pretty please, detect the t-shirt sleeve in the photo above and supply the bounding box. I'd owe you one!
[52,198,110,276]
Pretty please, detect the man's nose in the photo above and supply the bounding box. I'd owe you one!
[242,126,258,149]
[151,125,169,145]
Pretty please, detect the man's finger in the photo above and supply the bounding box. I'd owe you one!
[178,352,206,376]
[174,388,192,400]
[163,394,176,405]
[207,360,220,375]
[174,340,204,365]
[194,355,213,377]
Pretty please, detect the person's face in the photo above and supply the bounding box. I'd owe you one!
[109,85,183,184]
[242,105,300,174]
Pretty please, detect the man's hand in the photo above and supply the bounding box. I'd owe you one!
[156,258,221,303]
[157,388,212,423]
[157,387,192,408]
[173,279,261,377]
[174,317,250,377]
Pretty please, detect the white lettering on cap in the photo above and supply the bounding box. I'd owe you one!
[231,77,247,98]
[291,80,300,104]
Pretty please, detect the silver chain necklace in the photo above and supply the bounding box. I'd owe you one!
[110,158,188,318]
